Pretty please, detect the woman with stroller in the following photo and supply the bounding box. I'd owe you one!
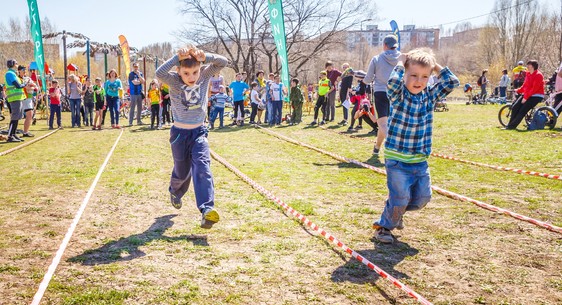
[504,60,544,130]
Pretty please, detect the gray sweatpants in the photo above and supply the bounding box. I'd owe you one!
[9,100,23,120]
[326,90,336,121]
[129,94,143,125]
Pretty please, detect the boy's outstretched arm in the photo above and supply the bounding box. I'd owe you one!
[387,54,407,104]
[200,53,228,79]
[155,54,180,85]
[429,63,460,102]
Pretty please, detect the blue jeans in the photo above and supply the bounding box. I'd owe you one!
[106,95,120,125]
[374,159,432,230]
[69,98,81,127]
[210,107,224,127]
[265,100,272,123]
[168,125,214,213]
[271,100,283,125]
[49,104,61,128]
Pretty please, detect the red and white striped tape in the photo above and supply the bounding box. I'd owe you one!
[210,149,433,305]
[320,126,562,181]
[258,126,562,235]
[0,128,59,157]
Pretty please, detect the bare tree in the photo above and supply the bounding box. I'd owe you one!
[178,0,269,80]
[178,0,375,80]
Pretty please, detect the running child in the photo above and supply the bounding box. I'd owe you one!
[372,49,459,243]
[155,46,227,229]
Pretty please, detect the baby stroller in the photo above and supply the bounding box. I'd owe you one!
[486,86,503,104]
[434,98,449,112]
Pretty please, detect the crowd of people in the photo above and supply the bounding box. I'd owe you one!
[4,33,562,244]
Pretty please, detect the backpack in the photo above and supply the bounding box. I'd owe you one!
[477,76,483,86]
[513,71,526,88]
[527,111,548,130]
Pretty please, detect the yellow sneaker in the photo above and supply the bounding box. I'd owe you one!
[201,209,220,229]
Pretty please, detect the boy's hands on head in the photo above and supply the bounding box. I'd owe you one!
[178,48,190,61]
[178,48,206,62]
[190,49,206,62]
[397,53,408,66]
[433,63,444,74]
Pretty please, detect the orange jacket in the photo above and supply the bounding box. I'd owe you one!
[516,70,544,100]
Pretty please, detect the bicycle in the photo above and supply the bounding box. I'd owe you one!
[498,93,558,129]
[120,99,130,119]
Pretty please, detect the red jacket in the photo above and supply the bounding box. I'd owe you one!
[516,70,544,100]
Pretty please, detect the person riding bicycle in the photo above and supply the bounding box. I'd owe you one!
[504,60,544,130]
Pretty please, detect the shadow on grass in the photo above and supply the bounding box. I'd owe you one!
[312,162,365,169]
[68,214,208,265]
[331,240,419,283]
[364,155,385,168]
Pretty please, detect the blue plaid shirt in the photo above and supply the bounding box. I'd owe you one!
[385,65,459,157]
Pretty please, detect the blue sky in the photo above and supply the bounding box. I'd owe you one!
[1,0,557,49]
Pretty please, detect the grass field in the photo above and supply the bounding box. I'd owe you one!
[0,103,561,305]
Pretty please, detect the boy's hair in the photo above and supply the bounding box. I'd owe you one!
[502,69,508,74]
[482,69,488,75]
[52,79,58,84]
[404,48,436,70]
[251,82,258,88]
[325,61,333,68]
[291,78,299,85]
[179,57,201,69]
[527,60,538,70]
[268,72,274,77]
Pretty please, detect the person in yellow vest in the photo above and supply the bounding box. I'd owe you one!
[4,59,35,142]
[309,71,333,126]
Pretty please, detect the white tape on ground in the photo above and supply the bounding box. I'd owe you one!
[31,129,124,305]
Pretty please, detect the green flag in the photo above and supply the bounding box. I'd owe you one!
[27,0,46,91]
[267,0,290,101]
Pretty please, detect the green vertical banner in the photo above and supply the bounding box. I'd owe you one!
[267,0,290,100]
[27,0,46,91]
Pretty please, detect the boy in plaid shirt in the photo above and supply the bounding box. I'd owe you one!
[373,49,459,243]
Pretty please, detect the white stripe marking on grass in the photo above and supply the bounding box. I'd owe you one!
[31,128,124,305]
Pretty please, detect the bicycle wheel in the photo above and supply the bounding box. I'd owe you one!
[535,106,558,129]
[498,104,511,127]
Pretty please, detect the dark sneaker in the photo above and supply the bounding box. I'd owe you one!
[22,132,34,137]
[7,136,22,142]
[13,135,24,142]
[347,127,354,132]
[339,120,348,125]
[373,147,380,155]
[368,129,378,135]
[309,121,317,126]
[319,120,326,125]
[355,125,363,130]
[170,193,182,209]
[201,209,220,229]
[374,227,394,244]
